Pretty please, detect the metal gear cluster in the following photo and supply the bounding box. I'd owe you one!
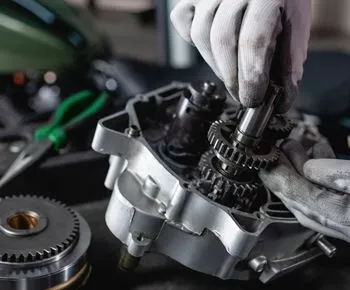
[197,101,294,211]
[0,195,79,263]
[208,120,280,170]
[198,151,263,210]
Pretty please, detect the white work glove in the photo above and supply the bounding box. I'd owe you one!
[259,138,350,243]
[170,0,312,112]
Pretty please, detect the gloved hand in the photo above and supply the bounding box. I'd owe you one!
[259,137,350,243]
[170,0,312,112]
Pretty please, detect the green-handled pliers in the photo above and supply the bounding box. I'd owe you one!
[0,90,109,189]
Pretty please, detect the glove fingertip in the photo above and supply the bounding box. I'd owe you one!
[239,81,267,108]
[311,140,336,159]
[170,3,195,44]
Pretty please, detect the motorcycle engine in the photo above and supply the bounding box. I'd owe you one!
[92,81,334,283]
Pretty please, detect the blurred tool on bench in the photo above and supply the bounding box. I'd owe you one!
[0,0,123,194]
[0,89,111,189]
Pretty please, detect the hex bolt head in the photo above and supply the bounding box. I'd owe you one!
[249,256,268,273]
[158,203,167,215]
[125,125,140,137]
[202,81,216,95]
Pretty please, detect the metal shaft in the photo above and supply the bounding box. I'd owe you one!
[317,236,337,258]
[234,84,282,146]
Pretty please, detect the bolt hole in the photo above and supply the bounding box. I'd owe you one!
[185,108,191,114]
[7,211,39,230]
[136,235,144,242]
[130,125,139,131]
[183,183,189,189]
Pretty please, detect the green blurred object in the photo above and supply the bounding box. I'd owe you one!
[0,0,105,72]
[0,89,110,189]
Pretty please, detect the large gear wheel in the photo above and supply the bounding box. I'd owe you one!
[208,120,280,170]
[264,114,295,140]
[198,151,263,210]
[0,195,79,263]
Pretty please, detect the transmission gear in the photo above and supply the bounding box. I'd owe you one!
[0,195,79,263]
[198,151,263,210]
[264,114,295,140]
[208,120,280,170]
[0,195,91,290]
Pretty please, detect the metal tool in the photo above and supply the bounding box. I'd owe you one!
[0,90,109,189]
[92,82,336,283]
[0,195,91,290]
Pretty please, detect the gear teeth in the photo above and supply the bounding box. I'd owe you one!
[27,253,34,262]
[36,252,43,261]
[1,254,7,262]
[197,151,263,209]
[208,121,280,170]
[0,196,80,264]
[50,247,57,256]
[265,114,295,140]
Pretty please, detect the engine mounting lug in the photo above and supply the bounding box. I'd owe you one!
[142,176,160,199]
[125,125,140,137]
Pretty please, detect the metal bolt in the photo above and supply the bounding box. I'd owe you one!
[135,234,144,242]
[249,256,268,273]
[118,246,140,272]
[158,203,167,215]
[125,125,140,138]
[105,78,118,91]
[317,236,337,258]
[202,81,216,95]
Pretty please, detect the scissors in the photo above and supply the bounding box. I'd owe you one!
[0,90,109,189]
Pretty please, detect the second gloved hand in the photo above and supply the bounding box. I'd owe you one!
[259,138,350,243]
[170,0,312,112]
